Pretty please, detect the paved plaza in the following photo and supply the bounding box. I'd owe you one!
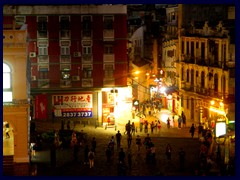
[30,110,207,176]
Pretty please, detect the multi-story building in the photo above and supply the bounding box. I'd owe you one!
[175,4,235,127]
[3,5,129,128]
[3,29,30,175]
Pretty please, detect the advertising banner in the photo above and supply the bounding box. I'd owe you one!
[35,94,47,119]
[52,94,93,118]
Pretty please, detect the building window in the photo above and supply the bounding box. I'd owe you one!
[181,67,184,81]
[186,69,189,82]
[104,45,113,54]
[37,16,48,38]
[82,16,92,37]
[3,63,12,102]
[83,46,92,55]
[82,64,92,78]
[60,64,71,79]
[104,64,114,78]
[60,16,70,39]
[38,64,49,79]
[103,15,114,29]
[37,40,48,56]
[60,40,70,55]
[186,97,189,109]
[171,12,175,21]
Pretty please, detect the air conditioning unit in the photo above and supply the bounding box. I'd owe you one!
[29,52,36,58]
[72,76,80,81]
[31,76,37,81]
[73,52,81,57]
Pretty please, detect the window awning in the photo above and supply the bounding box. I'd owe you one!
[165,86,179,95]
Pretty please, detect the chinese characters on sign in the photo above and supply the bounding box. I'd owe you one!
[52,94,93,117]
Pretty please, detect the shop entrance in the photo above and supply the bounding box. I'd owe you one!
[102,106,116,129]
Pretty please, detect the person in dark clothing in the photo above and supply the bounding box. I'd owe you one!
[165,144,172,160]
[127,134,132,149]
[118,148,126,163]
[127,151,132,169]
[116,130,122,148]
[189,124,196,138]
[91,137,97,153]
[117,161,127,176]
[178,147,186,170]
[106,145,112,163]
[73,143,79,162]
[84,145,90,164]
[67,120,70,130]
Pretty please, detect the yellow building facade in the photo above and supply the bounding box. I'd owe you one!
[3,30,30,175]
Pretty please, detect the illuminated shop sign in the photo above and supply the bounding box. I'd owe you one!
[52,94,93,117]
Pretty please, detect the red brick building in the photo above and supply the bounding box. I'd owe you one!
[4,5,132,126]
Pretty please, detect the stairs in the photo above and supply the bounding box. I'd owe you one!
[3,155,14,176]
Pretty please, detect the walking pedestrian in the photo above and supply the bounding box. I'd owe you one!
[139,117,144,132]
[131,122,135,135]
[116,130,122,148]
[167,117,171,129]
[117,161,127,176]
[157,120,161,132]
[127,151,132,169]
[84,145,90,164]
[178,115,182,128]
[91,137,97,153]
[144,134,151,150]
[189,124,196,138]
[136,135,142,152]
[118,148,126,163]
[73,143,79,162]
[127,133,132,149]
[172,115,175,127]
[150,121,155,133]
[178,147,186,170]
[144,120,148,133]
[106,145,112,163]
[67,120,70,130]
[165,144,172,160]
[182,111,186,127]
[88,149,95,168]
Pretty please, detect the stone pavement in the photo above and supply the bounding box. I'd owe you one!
[31,109,210,176]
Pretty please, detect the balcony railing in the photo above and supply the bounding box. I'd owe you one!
[82,78,93,87]
[103,54,115,62]
[103,29,114,41]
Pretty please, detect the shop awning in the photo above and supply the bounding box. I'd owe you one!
[165,86,179,95]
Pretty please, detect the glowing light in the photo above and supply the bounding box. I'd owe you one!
[220,102,224,107]
[215,122,226,137]
[210,100,215,105]
[209,107,226,116]
[134,71,140,75]
[160,87,166,93]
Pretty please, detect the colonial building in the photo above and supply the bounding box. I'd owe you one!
[3,29,30,175]
[3,5,130,127]
[175,4,235,126]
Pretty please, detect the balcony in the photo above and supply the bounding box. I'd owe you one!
[82,30,92,40]
[103,54,114,62]
[103,29,114,41]
[103,78,115,86]
[38,79,50,88]
[82,78,93,87]
[82,54,93,63]
[60,79,72,88]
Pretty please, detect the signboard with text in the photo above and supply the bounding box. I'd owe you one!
[52,94,93,118]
